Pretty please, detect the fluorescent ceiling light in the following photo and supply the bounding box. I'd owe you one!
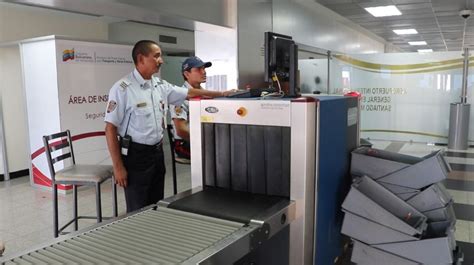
[418,49,433,53]
[393,29,418,35]
[365,5,402,17]
[408,41,427,46]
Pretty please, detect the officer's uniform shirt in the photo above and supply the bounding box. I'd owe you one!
[169,81,191,140]
[105,68,188,145]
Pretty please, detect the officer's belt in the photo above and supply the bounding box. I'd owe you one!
[121,137,163,150]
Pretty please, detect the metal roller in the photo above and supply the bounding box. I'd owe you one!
[1,207,246,264]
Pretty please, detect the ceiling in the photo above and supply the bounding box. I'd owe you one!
[316,0,474,52]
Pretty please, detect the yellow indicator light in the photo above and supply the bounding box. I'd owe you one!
[237,107,247,117]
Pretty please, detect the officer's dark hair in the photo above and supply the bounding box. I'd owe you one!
[132,40,159,65]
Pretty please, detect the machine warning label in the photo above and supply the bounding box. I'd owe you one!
[260,103,290,110]
[347,107,358,127]
[201,116,214,123]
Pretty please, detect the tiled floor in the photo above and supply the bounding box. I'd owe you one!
[2,139,474,263]
[0,141,192,258]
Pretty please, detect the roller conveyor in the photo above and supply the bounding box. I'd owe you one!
[1,207,265,265]
[2,186,295,265]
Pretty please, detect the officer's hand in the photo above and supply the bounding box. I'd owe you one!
[221,89,238,97]
[114,165,128,187]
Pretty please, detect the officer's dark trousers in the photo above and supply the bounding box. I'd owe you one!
[122,141,165,213]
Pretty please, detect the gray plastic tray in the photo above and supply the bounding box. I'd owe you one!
[374,182,420,200]
[351,147,418,179]
[343,179,427,236]
[348,219,457,264]
[423,202,456,222]
[407,183,452,212]
[425,220,457,253]
[351,147,450,189]
[341,211,420,244]
[374,237,454,264]
[353,176,427,229]
[351,240,419,265]
[379,151,450,189]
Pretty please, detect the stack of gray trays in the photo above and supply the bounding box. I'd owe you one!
[342,147,463,264]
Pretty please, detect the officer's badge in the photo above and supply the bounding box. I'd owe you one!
[175,106,182,114]
[107,100,117,113]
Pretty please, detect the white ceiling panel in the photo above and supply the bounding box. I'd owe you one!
[317,0,474,51]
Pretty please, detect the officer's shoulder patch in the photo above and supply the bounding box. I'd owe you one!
[175,106,182,114]
[107,100,117,113]
[154,76,164,85]
[118,78,131,91]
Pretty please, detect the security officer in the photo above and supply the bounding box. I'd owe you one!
[105,40,231,212]
[169,56,212,163]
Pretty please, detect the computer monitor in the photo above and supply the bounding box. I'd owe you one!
[264,32,299,97]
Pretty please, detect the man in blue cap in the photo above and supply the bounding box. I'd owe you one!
[169,56,212,163]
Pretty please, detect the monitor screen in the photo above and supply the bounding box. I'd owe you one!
[264,32,299,97]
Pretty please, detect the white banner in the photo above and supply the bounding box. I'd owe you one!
[56,40,133,166]
[22,37,133,191]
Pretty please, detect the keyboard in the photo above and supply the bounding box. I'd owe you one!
[226,88,278,98]
[226,90,252,98]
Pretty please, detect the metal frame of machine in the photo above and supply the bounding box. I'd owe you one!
[189,97,316,264]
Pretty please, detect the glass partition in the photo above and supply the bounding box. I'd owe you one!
[329,52,474,144]
[298,48,329,94]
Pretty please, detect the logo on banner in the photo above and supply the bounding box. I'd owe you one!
[62,49,75,62]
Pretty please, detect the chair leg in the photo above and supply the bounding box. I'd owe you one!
[73,185,78,231]
[95,183,102,223]
[112,176,118,217]
[52,183,59,238]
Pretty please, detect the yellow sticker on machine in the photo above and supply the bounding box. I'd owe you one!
[201,116,214,122]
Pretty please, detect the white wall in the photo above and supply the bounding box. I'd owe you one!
[160,56,188,86]
[0,47,27,175]
[195,23,238,91]
[0,3,108,43]
[0,3,108,173]
[110,0,235,28]
[108,21,195,53]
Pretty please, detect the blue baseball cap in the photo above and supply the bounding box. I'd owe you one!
[182,56,212,72]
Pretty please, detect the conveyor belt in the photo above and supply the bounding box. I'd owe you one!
[168,187,289,223]
[2,207,246,264]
